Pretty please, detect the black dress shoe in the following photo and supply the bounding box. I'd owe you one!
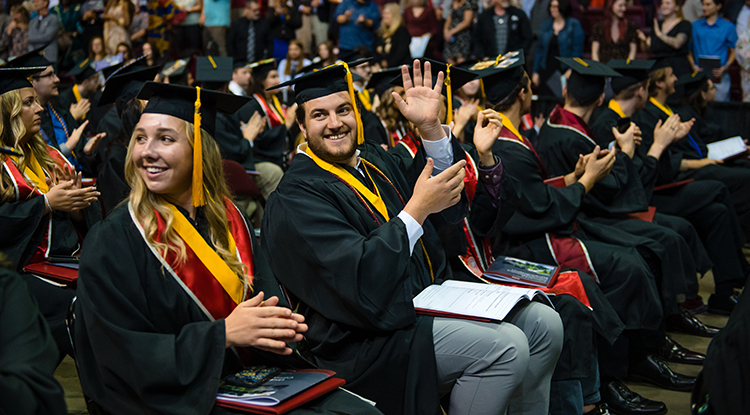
[658,335,705,365]
[583,403,612,415]
[665,307,720,337]
[600,380,667,415]
[708,293,740,315]
[629,354,696,392]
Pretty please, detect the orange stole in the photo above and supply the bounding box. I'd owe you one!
[152,198,254,320]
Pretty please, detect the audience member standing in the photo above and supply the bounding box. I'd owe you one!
[172,0,202,55]
[737,0,750,101]
[689,0,737,101]
[334,0,380,55]
[129,3,149,51]
[374,3,411,67]
[403,0,441,58]
[268,0,302,61]
[201,0,231,55]
[227,0,273,65]
[473,0,533,60]
[443,0,473,64]
[684,0,704,21]
[295,0,330,54]
[532,0,583,94]
[28,0,58,65]
[639,0,693,76]
[1,4,29,59]
[50,0,82,66]
[591,0,638,62]
[103,0,133,56]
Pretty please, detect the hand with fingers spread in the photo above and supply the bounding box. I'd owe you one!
[674,117,695,141]
[578,146,616,192]
[70,99,91,122]
[612,122,637,158]
[84,132,107,155]
[404,158,466,224]
[224,291,308,355]
[393,60,445,142]
[651,114,681,156]
[242,112,266,143]
[472,110,502,166]
[66,120,91,153]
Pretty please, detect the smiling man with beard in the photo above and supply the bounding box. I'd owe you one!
[261,59,564,415]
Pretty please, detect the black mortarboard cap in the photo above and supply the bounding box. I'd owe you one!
[138,82,251,137]
[607,59,654,94]
[101,60,127,81]
[651,57,672,72]
[99,65,163,108]
[248,58,277,78]
[558,57,621,105]
[161,58,190,79]
[67,58,98,83]
[675,71,709,98]
[470,50,526,104]
[0,67,46,95]
[4,45,52,68]
[366,67,402,91]
[297,58,327,74]
[196,56,234,82]
[268,58,370,104]
[233,58,248,69]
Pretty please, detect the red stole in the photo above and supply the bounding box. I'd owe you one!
[253,94,285,128]
[141,198,255,321]
[2,146,74,264]
[458,151,494,277]
[547,105,597,146]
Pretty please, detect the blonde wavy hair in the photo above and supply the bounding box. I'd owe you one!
[378,3,404,38]
[124,119,250,289]
[0,89,57,202]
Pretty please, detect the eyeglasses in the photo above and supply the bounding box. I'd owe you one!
[32,71,57,80]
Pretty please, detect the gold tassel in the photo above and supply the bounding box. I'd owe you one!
[445,63,452,125]
[342,62,365,145]
[192,86,205,207]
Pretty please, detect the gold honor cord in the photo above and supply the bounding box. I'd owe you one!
[192,86,205,207]
[445,63,453,125]
[608,99,627,118]
[649,97,673,116]
[167,204,244,304]
[271,95,286,123]
[11,151,49,193]
[305,144,390,221]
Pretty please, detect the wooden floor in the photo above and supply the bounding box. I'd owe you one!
[56,272,732,414]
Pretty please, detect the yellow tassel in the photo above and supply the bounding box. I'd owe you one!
[192,86,205,207]
[445,63,452,125]
[342,62,365,145]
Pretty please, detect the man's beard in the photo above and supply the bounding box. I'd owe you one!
[307,129,358,164]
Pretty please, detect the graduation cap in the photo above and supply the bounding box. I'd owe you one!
[95,53,124,71]
[470,50,526,105]
[0,66,46,95]
[137,82,251,206]
[297,58,327,75]
[3,45,52,68]
[67,58,97,83]
[233,58,248,70]
[99,65,163,109]
[607,59,655,94]
[196,56,234,83]
[268,59,371,145]
[248,58,277,78]
[366,67,402,91]
[389,58,477,124]
[161,58,190,79]
[650,57,672,72]
[557,57,621,105]
[103,53,152,83]
[675,71,709,98]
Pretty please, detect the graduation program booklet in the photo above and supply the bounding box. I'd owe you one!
[707,136,747,161]
[481,256,560,288]
[414,280,553,322]
[216,369,345,414]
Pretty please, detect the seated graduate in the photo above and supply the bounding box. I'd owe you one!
[593,59,748,318]
[0,66,101,361]
[58,58,101,127]
[5,48,104,177]
[535,58,703,393]
[468,53,670,415]
[74,82,383,415]
[95,62,163,215]
[0,254,66,415]
[261,59,564,415]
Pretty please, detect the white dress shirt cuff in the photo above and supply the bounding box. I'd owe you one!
[397,210,424,255]
[421,125,454,175]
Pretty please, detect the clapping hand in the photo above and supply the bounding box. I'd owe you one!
[241,112,266,143]
[472,110,502,166]
[69,99,91,122]
[45,165,100,213]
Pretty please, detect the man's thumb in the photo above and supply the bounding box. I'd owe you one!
[421,158,434,180]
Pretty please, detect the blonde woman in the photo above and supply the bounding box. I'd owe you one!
[73,82,381,414]
[0,67,100,360]
[375,3,412,68]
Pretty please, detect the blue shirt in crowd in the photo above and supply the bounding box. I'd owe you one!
[334,0,381,51]
[691,16,737,65]
[203,0,231,27]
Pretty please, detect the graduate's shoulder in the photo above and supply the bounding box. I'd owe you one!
[83,202,139,246]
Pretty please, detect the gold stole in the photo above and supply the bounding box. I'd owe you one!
[11,151,50,193]
[358,89,373,112]
[608,99,627,118]
[649,97,673,116]
[167,205,245,304]
[271,95,286,124]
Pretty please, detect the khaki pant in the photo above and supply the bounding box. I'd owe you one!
[203,26,228,56]
[296,14,329,56]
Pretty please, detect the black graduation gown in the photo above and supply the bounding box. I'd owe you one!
[490,134,662,333]
[636,101,750,240]
[594,106,749,293]
[0,268,67,415]
[74,204,383,415]
[96,141,130,216]
[237,100,289,168]
[536,109,708,315]
[215,112,256,170]
[262,140,466,415]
